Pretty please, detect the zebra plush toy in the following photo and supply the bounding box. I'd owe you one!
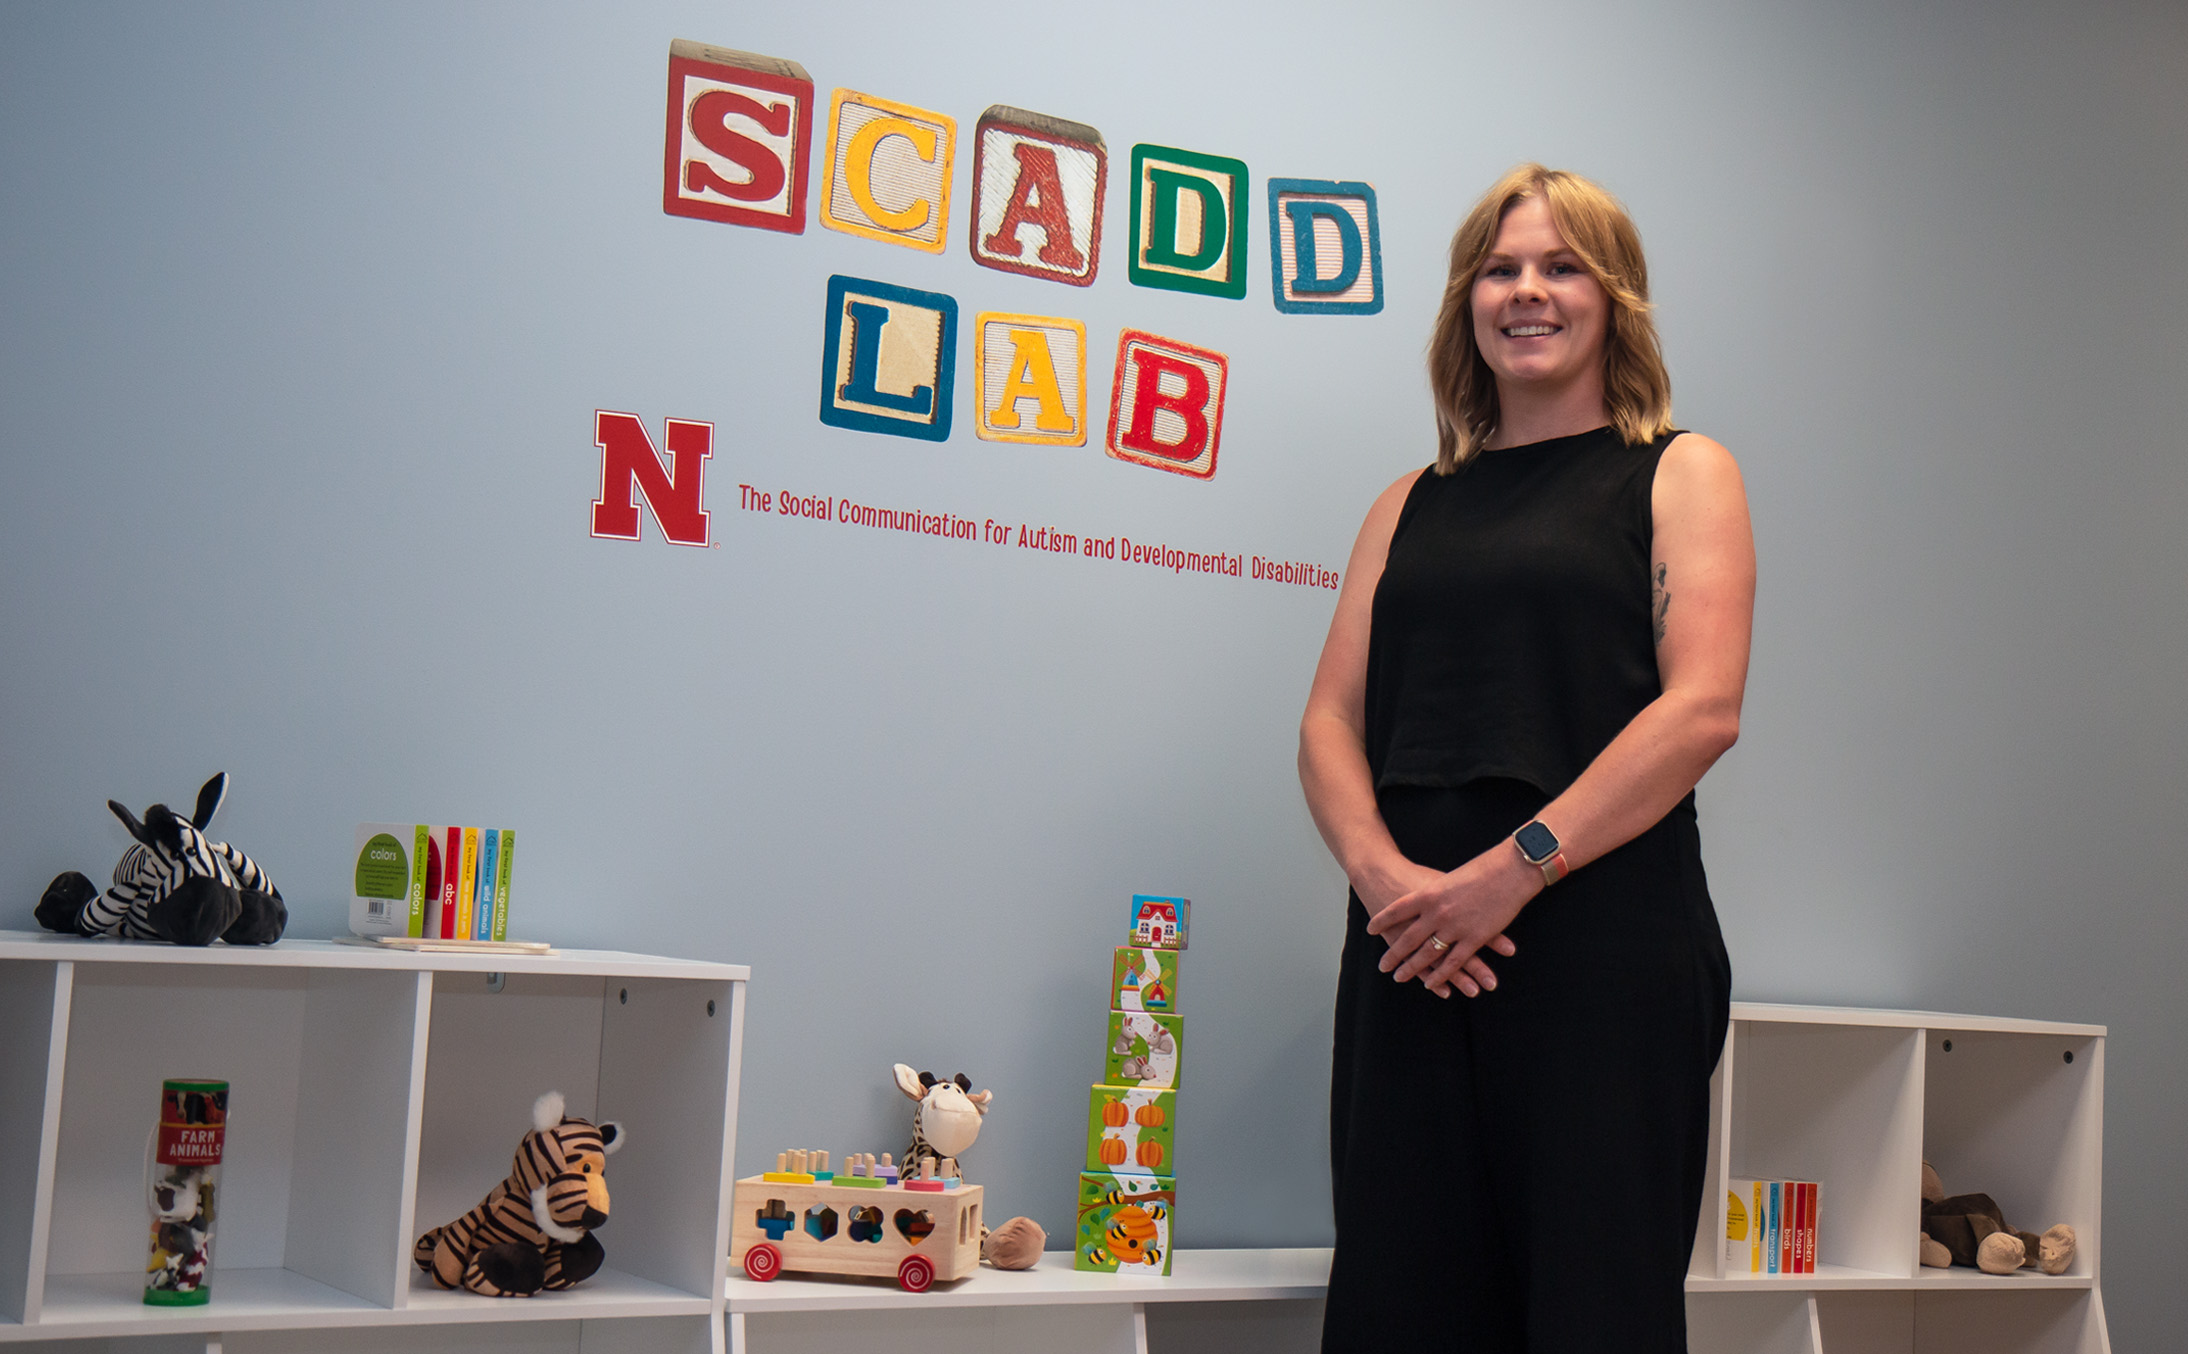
[34,773,286,946]
[415,1091,624,1297]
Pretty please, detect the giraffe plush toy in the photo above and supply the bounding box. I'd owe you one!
[892,1064,991,1180]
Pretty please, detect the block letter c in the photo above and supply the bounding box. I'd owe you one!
[846,116,938,232]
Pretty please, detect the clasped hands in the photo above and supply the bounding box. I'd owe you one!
[1363,845,1539,999]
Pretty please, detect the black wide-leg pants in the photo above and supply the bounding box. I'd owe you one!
[1323,780,1731,1354]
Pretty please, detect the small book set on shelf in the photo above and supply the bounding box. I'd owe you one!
[1725,1177,1821,1274]
[1076,895,1187,1274]
[350,823,516,942]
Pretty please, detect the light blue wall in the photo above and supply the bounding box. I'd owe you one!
[3,0,2182,1343]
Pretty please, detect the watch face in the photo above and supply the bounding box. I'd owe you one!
[1514,820,1560,863]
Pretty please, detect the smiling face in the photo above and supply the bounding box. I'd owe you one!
[1469,195,1610,401]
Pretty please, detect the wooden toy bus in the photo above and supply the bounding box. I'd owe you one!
[730,1153,983,1292]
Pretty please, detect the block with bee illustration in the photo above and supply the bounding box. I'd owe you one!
[1103,1010,1184,1090]
[1085,1083,1175,1176]
[1074,1171,1174,1274]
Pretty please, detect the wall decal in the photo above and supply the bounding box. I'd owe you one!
[819,275,959,441]
[1267,178,1382,315]
[968,106,1106,287]
[1127,144,1249,300]
[591,411,713,545]
[974,313,1087,446]
[1104,330,1228,480]
[820,89,957,253]
[661,41,814,234]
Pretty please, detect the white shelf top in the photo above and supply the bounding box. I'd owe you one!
[727,1248,1334,1313]
[0,931,748,982]
[725,1248,2101,1313]
[1730,1001,2104,1039]
[1688,1262,2096,1293]
[2,1267,710,1341]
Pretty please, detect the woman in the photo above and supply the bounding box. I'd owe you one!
[1298,164,1753,1351]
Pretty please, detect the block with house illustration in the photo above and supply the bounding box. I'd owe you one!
[1084,1083,1176,1175]
[1110,946,1179,1013]
[1075,1170,1175,1274]
[1128,894,1189,950]
[1104,1010,1184,1090]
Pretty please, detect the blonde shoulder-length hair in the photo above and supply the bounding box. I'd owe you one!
[1427,164,1672,474]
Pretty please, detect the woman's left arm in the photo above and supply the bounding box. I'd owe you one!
[1375,433,1757,991]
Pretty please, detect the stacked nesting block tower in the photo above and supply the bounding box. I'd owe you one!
[1076,894,1188,1273]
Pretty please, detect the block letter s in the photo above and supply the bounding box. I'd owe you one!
[686,90,792,202]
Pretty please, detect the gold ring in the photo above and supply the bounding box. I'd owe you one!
[1427,936,1449,952]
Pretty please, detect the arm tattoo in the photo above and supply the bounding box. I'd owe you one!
[1651,563,1670,645]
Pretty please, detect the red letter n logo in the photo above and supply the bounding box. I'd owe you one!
[1105,330,1229,481]
[592,411,712,545]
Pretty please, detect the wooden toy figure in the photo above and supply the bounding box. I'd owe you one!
[731,1148,984,1292]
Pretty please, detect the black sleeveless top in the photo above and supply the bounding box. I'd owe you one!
[1365,426,1678,797]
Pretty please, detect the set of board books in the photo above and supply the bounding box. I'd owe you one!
[1725,1178,1822,1275]
[350,823,515,942]
[1077,896,1188,1275]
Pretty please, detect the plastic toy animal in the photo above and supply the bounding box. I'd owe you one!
[35,773,286,946]
[893,1064,992,1180]
[413,1091,624,1297]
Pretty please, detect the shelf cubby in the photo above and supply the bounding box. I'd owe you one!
[0,933,745,1352]
[1683,1004,2107,1354]
[1920,1024,2103,1283]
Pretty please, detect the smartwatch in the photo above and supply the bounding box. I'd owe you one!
[1512,820,1569,886]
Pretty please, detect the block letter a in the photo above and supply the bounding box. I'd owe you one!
[591,411,712,545]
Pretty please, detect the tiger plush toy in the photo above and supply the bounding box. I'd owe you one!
[414,1091,624,1297]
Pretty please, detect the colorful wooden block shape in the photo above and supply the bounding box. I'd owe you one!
[1111,947,1179,1014]
[1105,333,1227,480]
[1105,1010,1184,1091]
[970,106,1106,286]
[662,42,814,234]
[1267,179,1383,314]
[1128,894,1190,950]
[974,312,1087,446]
[1085,1084,1176,1176]
[821,89,956,253]
[1075,1172,1175,1274]
[819,275,958,441]
[1129,143,1249,299]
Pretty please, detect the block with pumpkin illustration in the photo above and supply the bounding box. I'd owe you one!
[1085,1083,1176,1175]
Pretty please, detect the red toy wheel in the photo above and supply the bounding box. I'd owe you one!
[897,1254,934,1293]
[743,1243,783,1282]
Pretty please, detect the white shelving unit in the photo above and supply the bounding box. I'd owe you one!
[0,931,747,1354]
[0,950,2103,1354]
[722,1005,2107,1354]
[1686,1003,2108,1354]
